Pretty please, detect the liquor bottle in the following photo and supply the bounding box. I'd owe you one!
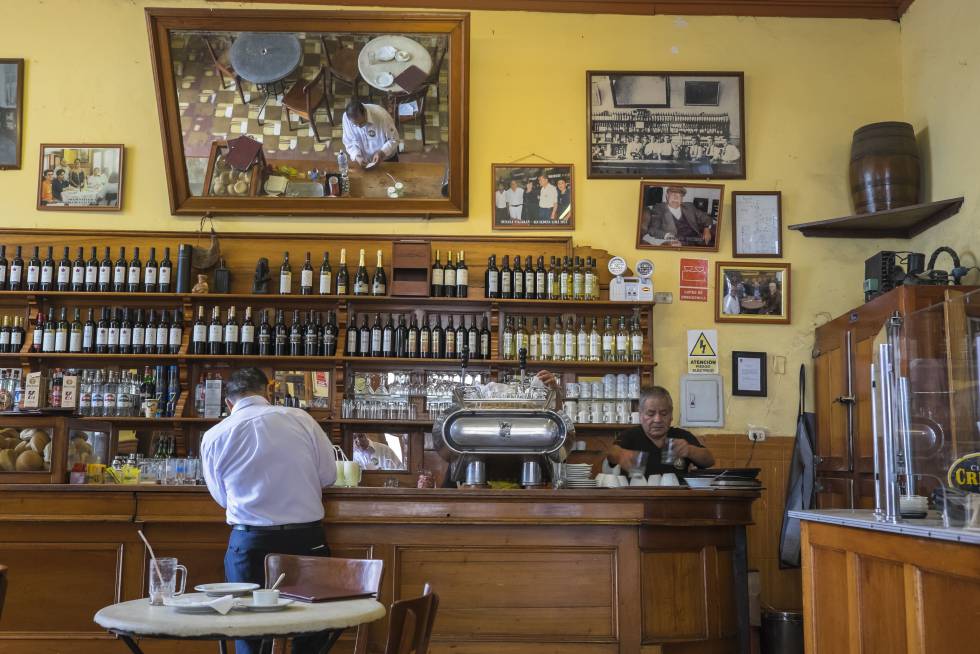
[97,247,112,292]
[107,308,120,355]
[55,246,71,291]
[145,310,158,355]
[345,314,359,357]
[369,313,383,357]
[112,247,127,293]
[144,247,158,293]
[615,316,629,361]
[456,250,469,298]
[564,316,576,361]
[353,249,369,296]
[0,245,7,289]
[431,249,444,297]
[26,246,41,291]
[82,308,96,353]
[485,255,499,299]
[432,315,445,358]
[28,310,43,353]
[39,246,55,291]
[10,316,23,353]
[419,316,431,358]
[382,314,395,357]
[573,257,584,300]
[224,306,239,355]
[577,317,588,361]
[444,315,456,359]
[95,307,109,354]
[323,311,338,356]
[299,252,313,295]
[535,256,547,300]
[208,306,223,355]
[191,306,207,354]
[279,252,292,294]
[304,310,318,356]
[358,315,370,357]
[455,315,466,358]
[272,309,288,356]
[601,316,614,361]
[407,314,420,358]
[512,253,524,300]
[501,316,515,359]
[119,308,133,354]
[168,309,183,355]
[443,252,456,298]
[585,257,597,300]
[83,246,98,292]
[547,317,559,361]
[479,316,491,360]
[559,256,571,301]
[289,310,303,356]
[258,310,273,356]
[158,247,173,293]
[336,248,349,295]
[69,308,83,353]
[500,255,512,299]
[372,250,387,296]
[589,317,602,362]
[103,371,117,417]
[528,317,539,360]
[547,256,559,300]
[631,316,644,362]
[0,316,10,353]
[125,247,141,293]
[240,307,255,355]
[395,314,408,358]
[9,246,23,291]
[522,255,534,300]
[318,252,332,295]
[467,315,478,359]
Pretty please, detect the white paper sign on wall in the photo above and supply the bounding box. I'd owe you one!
[687,329,719,374]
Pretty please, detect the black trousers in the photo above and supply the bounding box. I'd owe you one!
[224,525,331,654]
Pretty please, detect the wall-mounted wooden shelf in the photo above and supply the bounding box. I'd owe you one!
[789,197,964,239]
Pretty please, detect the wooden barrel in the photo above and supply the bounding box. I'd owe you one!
[849,122,921,214]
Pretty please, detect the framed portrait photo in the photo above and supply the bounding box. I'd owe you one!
[715,262,790,324]
[0,59,24,170]
[491,163,574,230]
[37,144,124,211]
[732,191,782,257]
[636,181,723,251]
[587,70,746,179]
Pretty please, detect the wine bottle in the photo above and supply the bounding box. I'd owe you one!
[168,309,183,355]
[26,246,41,291]
[68,308,83,353]
[547,256,558,300]
[336,248,349,295]
[130,308,145,355]
[407,314,420,358]
[224,306,239,355]
[68,246,84,292]
[318,252,332,295]
[432,315,445,358]
[601,316,614,361]
[616,315,628,361]
[358,314,370,357]
[444,315,456,359]
[382,314,395,357]
[485,255,499,299]
[500,255,512,299]
[208,306,224,355]
[457,250,469,298]
[28,310,43,353]
[82,308,96,354]
[528,317,540,360]
[467,315,478,359]
[577,317,588,361]
[10,316,23,353]
[56,246,71,291]
[455,315,466,359]
[501,316,515,359]
[512,254,524,300]
[631,316,644,362]
[98,246,113,292]
[443,252,456,298]
[0,316,11,353]
[259,310,273,357]
[40,246,55,291]
[479,316,491,360]
[289,310,302,356]
[540,317,552,361]
[240,307,255,355]
[368,313,382,357]
[112,247,127,293]
[431,249,444,297]
[346,314,359,357]
[119,308,133,354]
[573,257,585,300]
[395,314,408,358]
[323,311,338,356]
[279,252,292,295]
[515,316,528,358]
[144,247,158,293]
[524,255,535,301]
[145,310,158,355]
[564,316,577,361]
[559,256,571,301]
[0,245,7,290]
[300,252,314,295]
[9,246,23,291]
[95,307,110,354]
[419,315,431,358]
[82,246,97,292]
[354,249,369,296]
[589,316,601,362]
[584,256,596,300]
[158,247,173,293]
[107,308,120,355]
[127,247,142,293]
[372,250,387,296]
[191,306,207,354]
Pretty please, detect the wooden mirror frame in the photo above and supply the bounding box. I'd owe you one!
[145,8,469,218]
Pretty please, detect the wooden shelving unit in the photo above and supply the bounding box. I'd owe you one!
[789,196,964,239]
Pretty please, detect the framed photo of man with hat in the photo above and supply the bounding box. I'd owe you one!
[636,181,723,251]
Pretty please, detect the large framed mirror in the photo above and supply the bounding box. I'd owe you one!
[146,8,469,217]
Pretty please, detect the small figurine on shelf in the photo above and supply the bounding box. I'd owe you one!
[192,274,209,294]
[252,257,272,294]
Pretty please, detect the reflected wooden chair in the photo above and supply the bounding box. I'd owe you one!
[281,66,333,143]
[425,42,447,111]
[204,37,247,105]
[0,564,7,621]
[388,82,435,145]
[264,555,383,654]
[382,584,439,654]
[320,35,368,101]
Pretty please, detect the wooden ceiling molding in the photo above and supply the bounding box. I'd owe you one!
[211,0,917,20]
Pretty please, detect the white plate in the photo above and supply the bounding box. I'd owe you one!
[163,595,224,613]
[194,582,259,597]
[376,46,397,61]
[234,598,295,612]
[376,72,394,88]
[395,50,411,62]
[685,478,714,488]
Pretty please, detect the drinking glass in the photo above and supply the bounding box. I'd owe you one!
[661,438,687,470]
[148,557,187,605]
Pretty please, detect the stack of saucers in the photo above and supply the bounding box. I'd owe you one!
[563,463,597,488]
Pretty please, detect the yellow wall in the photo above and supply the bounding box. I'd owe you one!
[0,1,906,437]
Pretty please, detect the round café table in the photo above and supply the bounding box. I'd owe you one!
[229,32,302,125]
[94,593,385,654]
[357,35,433,93]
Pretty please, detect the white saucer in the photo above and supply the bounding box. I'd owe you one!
[376,72,394,88]
[194,582,259,597]
[234,598,295,612]
[376,46,397,61]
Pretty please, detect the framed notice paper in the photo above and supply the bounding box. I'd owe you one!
[731,191,782,257]
[732,351,767,396]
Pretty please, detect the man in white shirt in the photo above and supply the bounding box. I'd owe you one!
[722,285,741,314]
[625,135,643,160]
[341,99,400,167]
[352,433,403,470]
[504,179,524,221]
[201,368,337,654]
[537,175,558,222]
[495,182,509,222]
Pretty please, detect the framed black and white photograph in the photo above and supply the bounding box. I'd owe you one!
[715,261,791,324]
[732,191,782,257]
[587,70,746,179]
[491,163,574,230]
[0,59,24,170]
[37,144,124,211]
[732,351,767,397]
[637,181,723,251]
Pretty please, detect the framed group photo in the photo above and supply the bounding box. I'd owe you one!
[0,59,24,170]
[732,191,782,257]
[715,261,791,324]
[587,70,746,179]
[491,163,574,230]
[36,144,124,211]
[637,181,723,251]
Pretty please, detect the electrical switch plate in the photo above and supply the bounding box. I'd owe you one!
[679,374,724,428]
[654,291,673,304]
[748,428,767,442]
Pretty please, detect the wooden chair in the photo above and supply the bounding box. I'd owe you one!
[320,35,367,101]
[281,66,333,142]
[264,555,383,654]
[382,584,439,654]
[0,564,7,621]
[204,37,247,105]
[426,43,447,110]
[388,83,435,145]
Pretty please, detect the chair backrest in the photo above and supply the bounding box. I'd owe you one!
[204,38,224,66]
[303,66,329,113]
[427,44,446,86]
[0,564,7,621]
[264,555,383,596]
[383,584,439,654]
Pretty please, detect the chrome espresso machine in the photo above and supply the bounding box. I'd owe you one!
[432,382,573,488]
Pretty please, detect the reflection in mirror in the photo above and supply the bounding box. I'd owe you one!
[352,432,408,471]
[169,30,450,199]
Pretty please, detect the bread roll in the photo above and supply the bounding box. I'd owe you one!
[20,427,43,441]
[0,436,17,449]
[0,449,14,471]
[15,450,44,471]
[14,440,29,455]
[30,431,51,454]
[0,427,19,441]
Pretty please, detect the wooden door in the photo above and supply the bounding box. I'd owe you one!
[814,331,851,472]
[814,476,853,509]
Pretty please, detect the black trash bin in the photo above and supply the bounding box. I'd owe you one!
[761,609,803,654]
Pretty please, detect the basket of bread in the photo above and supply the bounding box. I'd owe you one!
[0,426,52,473]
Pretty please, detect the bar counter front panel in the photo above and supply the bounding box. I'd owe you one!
[0,485,758,654]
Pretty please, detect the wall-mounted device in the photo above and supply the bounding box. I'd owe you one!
[609,257,655,302]
[864,247,969,302]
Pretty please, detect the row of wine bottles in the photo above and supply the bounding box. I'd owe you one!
[345,313,491,359]
[484,255,601,301]
[75,366,179,418]
[24,307,183,354]
[190,306,340,357]
[277,248,399,296]
[500,314,645,362]
[0,245,176,293]
[0,316,26,352]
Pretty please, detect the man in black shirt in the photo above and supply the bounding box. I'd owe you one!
[608,386,715,479]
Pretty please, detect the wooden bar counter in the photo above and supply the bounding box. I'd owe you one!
[0,485,758,654]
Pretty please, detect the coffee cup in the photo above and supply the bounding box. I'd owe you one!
[661,473,680,487]
[565,382,580,398]
[648,474,663,486]
[617,475,629,487]
[252,589,280,606]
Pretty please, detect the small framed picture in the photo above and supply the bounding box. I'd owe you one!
[0,59,24,170]
[715,261,790,324]
[732,351,767,397]
[37,144,124,211]
[491,164,574,230]
[732,191,782,257]
[636,181,723,251]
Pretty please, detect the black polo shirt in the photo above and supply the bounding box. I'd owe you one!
[613,426,707,478]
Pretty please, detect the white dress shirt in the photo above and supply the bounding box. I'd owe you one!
[353,439,403,471]
[723,295,741,314]
[495,189,508,209]
[505,186,524,219]
[201,395,337,526]
[538,183,558,209]
[341,103,400,163]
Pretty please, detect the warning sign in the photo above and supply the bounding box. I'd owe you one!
[679,258,709,302]
[687,329,719,374]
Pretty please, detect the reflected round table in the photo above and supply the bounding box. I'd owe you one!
[230,32,302,125]
[94,593,385,654]
[357,35,432,93]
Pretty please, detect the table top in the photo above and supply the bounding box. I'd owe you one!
[94,593,386,638]
[230,33,302,85]
[269,158,445,199]
[790,509,980,546]
[357,35,433,93]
